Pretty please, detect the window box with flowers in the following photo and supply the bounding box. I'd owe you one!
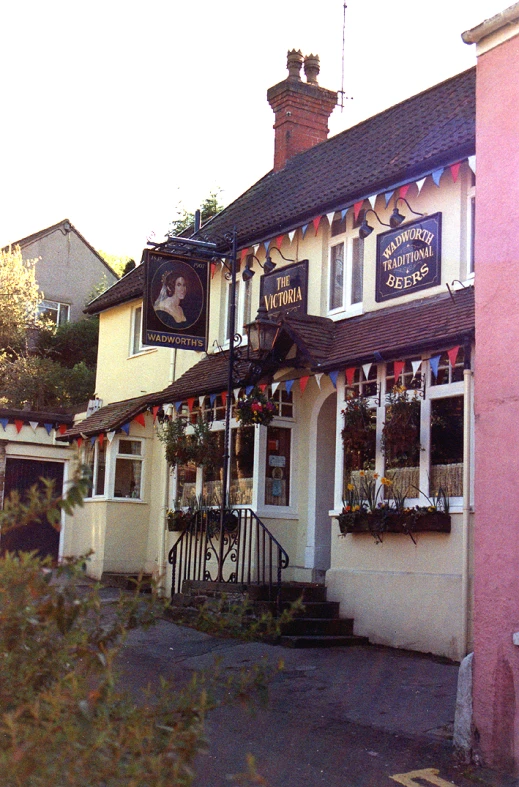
[336,473,451,543]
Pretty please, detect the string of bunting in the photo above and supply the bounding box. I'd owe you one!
[234,159,474,260]
[0,417,70,435]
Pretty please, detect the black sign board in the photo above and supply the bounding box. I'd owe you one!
[143,249,209,352]
[376,213,442,302]
[260,259,308,319]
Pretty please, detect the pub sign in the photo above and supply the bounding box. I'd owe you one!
[375,213,442,302]
[260,259,308,319]
[143,249,209,352]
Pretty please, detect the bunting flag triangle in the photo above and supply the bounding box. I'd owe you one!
[152,405,160,422]
[285,379,294,395]
[432,168,443,187]
[121,422,130,435]
[220,390,228,408]
[393,360,405,381]
[384,190,395,208]
[368,194,377,209]
[341,208,348,220]
[0,418,8,431]
[411,359,422,378]
[315,373,323,389]
[264,239,271,252]
[107,430,116,444]
[313,216,322,235]
[175,401,182,412]
[240,247,249,263]
[301,224,309,238]
[29,421,39,432]
[447,345,460,368]
[253,244,259,254]
[76,436,83,449]
[186,398,195,412]
[43,422,53,435]
[210,393,217,407]
[288,230,296,243]
[271,381,280,395]
[134,412,146,427]
[299,376,309,394]
[14,419,24,433]
[353,201,364,222]
[468,155,476,173]
[275,234,284,249]
[245,385,254,396]
[258,383,267,393]
[210,262,217,279]
[399,184,410,199]
[416,177,426,194]
[58,424,68,435]
[326,212,335,226]
[90,436,96,446]
[345,367,356,386]
[98,433,105,448]
[374,351,384,362]
[430,354,441,378]
[328,370,339,389]
[198,395,205,408]
[232,388,240,402]
[450,162,461,183]
[362,363,372,381]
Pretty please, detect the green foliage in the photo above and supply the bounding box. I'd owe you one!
[0,354,95,409]
[98,250,133,278]
[37,317,99,369]
[157,415,220,470]
[0,471,273,786]
[168,190,224,237]
[0,245,41,354]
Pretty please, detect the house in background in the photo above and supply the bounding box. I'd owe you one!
[7,218,118,324]
[60,51,477,663]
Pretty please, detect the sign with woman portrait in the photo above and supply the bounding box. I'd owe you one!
[143,250,210,351]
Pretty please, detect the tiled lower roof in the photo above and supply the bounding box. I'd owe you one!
[62,287,474,439]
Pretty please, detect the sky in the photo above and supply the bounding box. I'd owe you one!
[0,0,510,262]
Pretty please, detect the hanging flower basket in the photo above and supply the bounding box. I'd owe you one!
[236,389,276,427]
[382,386,421,465]
[167,509,195,532]
[157,415,219,471]
[341,396,376,453]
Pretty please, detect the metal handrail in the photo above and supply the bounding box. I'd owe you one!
[167,508,289,601]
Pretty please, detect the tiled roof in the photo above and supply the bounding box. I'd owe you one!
[65,287,474,438]
[85,262,144,315]
[59,394,150,440]
[85,68,476,315]
[0,408,74,424]
[199,68,475,250]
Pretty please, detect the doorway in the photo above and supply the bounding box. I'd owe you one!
[311,392,337,577]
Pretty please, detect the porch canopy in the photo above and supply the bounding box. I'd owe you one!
[60,285,474,442]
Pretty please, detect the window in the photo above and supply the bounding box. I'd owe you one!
[131,305,143,355]
[430,396,464,497]
[328,231,364,316]
[85,441,106,497]
[114,439,143,499]
[38,300,70,326]
[265,426,291,506]
[224,260,252,342]
[201,428,254,506]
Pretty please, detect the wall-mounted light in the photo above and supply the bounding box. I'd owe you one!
[389,197,424,228]
[242,247,296,282]
[358,209,390,239]
[245,304,280,355]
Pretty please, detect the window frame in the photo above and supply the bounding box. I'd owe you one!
[38,299,70,326]
[84,436,145,502]
[328,229,364,318]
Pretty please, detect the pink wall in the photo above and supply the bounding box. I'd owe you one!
[474,30,519,771]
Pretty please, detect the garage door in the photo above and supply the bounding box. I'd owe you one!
[1,458,64,560]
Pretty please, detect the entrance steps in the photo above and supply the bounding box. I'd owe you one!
[100,572,153,593]
[171,580,369,649]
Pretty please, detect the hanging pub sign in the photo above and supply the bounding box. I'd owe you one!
[260,259,308,319]
[143,249,210,352]
[375,213,442,302]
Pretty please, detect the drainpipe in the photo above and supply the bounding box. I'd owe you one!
[461,342,473,657]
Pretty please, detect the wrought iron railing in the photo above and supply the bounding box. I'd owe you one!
[168,508,289,600]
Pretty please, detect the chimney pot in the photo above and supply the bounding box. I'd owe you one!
[286,49,303,80]
[304,54,320,85]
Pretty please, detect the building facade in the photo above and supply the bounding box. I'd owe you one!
[61,54,477,662]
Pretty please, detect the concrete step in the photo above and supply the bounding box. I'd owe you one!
[279,634,370,649]
[101,572,153,593]
[281,617,354,636]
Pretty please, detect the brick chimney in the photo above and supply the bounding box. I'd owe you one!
[267,50,337,172]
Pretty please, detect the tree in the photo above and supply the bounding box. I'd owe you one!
[0,355,95,410]
[0,245,41,354]
[168,190,224,237]
[98,250,132,278]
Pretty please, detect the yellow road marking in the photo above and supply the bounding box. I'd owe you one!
[389,768,458,786]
